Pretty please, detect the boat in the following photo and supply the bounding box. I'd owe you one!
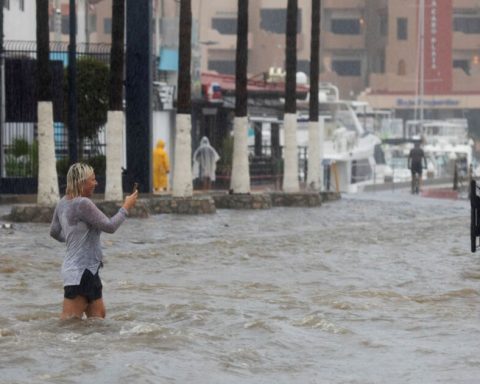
[406,119,473,178]
[249,83,391,193]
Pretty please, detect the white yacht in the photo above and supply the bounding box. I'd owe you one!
[249,83,390,193]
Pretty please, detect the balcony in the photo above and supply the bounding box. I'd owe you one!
[323,31,366,50]
[202,30,253,51]
[453,31,480,50]
[323,0,366,9]
[368,73,416,93]
[453,68,480,92]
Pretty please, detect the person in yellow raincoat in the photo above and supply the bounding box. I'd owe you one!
[153,140,170,192]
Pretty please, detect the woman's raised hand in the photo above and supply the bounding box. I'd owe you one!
[122,190,138,211]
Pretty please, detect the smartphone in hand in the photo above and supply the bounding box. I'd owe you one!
[133,182,139,193]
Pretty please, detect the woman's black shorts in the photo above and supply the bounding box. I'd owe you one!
[64,269,102,303]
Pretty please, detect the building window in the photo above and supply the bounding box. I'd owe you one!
[89,14,97,33]
[4,0,9,10]
[332,60,361,76]
[61,15,70,35]
[260,8,302,34]
[104,18,112,34]
[453,59,470,75]
[453,17,480,34]
[19,0,24,11]
[208,60,235,75]
[297,60,310,77]
[212,18,237,35]
[397,18,408,40]
[331,19,361,35]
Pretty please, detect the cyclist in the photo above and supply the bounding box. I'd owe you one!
[408,141,427,194]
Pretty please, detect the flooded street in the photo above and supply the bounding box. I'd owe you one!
[0,190,479,384]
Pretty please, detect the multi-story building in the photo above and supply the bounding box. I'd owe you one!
[4,0,35,41]
[359,0,480,123]
[200,0,480,124]
[42,0,480,124]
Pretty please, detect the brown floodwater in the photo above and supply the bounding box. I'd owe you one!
[0,190,479,383]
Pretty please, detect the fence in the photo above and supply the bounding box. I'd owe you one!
[1,41,110,187]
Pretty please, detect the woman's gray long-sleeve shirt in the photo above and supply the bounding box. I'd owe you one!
[50,196,128,286]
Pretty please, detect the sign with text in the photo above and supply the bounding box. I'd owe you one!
[422,0,452,94]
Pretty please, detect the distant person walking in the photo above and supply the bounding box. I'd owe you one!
[50,163,138,320]
[153,139,170,192]
[193,136,220,190]
[408,141,427,194]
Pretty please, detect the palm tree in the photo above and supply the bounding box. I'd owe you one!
[306,0,321,190]
[282,0,299,193]
[105,0,125,201]
[172,0,193,197]
[36,0,59,205]
[230,0,250,194]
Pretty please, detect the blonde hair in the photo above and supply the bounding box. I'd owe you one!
[66,163,94,197]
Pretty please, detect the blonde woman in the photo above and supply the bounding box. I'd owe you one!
[50,163,138,320]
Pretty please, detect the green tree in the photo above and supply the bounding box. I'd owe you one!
[64,57,109,140]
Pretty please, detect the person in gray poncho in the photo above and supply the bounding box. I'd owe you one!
[193,136,220,190]
[50,163,138,320]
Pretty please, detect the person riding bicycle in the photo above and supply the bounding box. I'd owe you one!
[408,141,427,194]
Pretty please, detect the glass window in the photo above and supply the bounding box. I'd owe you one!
[211,18,237,35]
[331,19,360,35]
[260,8,302,34]
[61,15,70,35]
[19,0,24,11]
[453,59,470,75]
[4,0,9,10]
[89,14,97,33]
[397,18,408,40]
[104,18,112,34]
[297,60,310,77]
[332,60,361,76]
[453,17,480,34]
[208,60,235,75]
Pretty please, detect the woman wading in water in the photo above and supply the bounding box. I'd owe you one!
[50,163,138,319]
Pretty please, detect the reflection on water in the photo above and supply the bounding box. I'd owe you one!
[1,191,479,383]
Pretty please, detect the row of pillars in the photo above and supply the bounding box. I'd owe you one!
[66,1,152,193]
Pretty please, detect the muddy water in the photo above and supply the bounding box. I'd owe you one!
[0,191,479,383]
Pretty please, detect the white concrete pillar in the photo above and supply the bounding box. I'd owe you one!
[282,112,299,192]
[37,102,59,205]
[230,116,250,193]
[172,113,193,197]
[307,120,319,190]
[105,111,124,201]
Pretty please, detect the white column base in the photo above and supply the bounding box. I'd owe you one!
[307,120,320,190]
[105,111,124,201]
[37,102,59,206]
[172,113,193,197]
[230,116,250,193]
[282,113,299,193]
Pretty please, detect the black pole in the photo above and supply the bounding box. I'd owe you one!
[0,0,4,178]
[68,0,78,164]
[126,0,152,192]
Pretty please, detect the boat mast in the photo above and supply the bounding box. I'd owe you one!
[418,0,425,123]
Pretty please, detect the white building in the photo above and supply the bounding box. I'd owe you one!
[4,0,36,41]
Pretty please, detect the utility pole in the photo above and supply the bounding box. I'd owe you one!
[68,0,78,163]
